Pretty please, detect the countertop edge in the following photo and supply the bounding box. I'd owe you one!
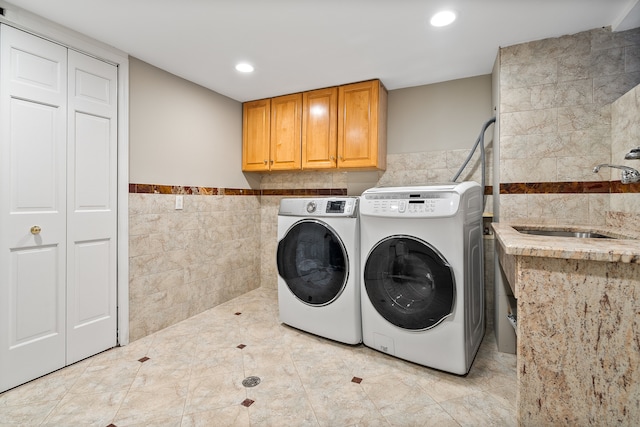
[492,222,640,264]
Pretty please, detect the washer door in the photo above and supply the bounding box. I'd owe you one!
[277,219,348,306]
[364,235,455,330]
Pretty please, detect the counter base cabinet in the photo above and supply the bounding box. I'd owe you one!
[242,79,387,172]
[514,257,639,426]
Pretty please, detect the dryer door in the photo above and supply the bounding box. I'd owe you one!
[364,235,455,330]
[277,219,348,306]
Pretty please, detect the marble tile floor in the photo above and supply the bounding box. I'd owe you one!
[0,287,517,426]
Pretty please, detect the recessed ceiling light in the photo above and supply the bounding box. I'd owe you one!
[235,63,254,73]
[430,10,456,27]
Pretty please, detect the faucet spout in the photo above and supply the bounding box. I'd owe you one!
[593,164,640,184]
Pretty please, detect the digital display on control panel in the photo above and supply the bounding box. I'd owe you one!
[326,200,345,213]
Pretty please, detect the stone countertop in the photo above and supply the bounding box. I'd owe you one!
[492,222,640,264]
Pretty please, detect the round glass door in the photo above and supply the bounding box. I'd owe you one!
[277,219,348,306]
[364,235,455,330]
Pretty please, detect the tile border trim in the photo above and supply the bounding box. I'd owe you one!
[129,183,347,196]
[498,181,640,194]
[129,181,639,196]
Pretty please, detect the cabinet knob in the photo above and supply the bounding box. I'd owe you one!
[330,156,336,161]
[263,160,268,165]
[30,225,41,235]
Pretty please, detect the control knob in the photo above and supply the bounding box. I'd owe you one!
[306,201,317,213]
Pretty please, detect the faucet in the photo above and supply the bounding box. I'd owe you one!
[625,147,640,160]
[593,164,640,184]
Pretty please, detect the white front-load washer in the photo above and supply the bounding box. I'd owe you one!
[277,197,361,344]
[359,182,484,374]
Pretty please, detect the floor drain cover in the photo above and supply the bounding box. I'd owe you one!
[242,376,261,388]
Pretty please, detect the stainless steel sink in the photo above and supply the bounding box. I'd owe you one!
[515,229,615,239]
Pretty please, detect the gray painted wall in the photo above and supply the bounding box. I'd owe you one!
[388,75,493,154]
[129,57,258,188]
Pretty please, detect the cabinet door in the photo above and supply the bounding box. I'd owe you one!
[337,80,387,169]
[270,93,302,170]
[242,99,271,171]
[302,87,338,170]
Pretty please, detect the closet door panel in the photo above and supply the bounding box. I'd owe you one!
[0,25,68,393]
[11,99,59,211]
[66,50,118,363]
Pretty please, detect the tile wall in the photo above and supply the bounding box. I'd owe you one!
[610,83,640,232]
[497,26,640,224]
[129,187,261,341]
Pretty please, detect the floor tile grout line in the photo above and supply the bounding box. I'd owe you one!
[106,351,147,426]
[178,337,197,427]
[277,328,322,426]
[38,359,91,425]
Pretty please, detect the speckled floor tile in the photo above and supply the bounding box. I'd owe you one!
[360,371,437,416]
[0,400,58,425]
[439,391,517,426]
[112,384,188,426]
[181,405,251,427]
[385,403,459,427]
[42,389,127,426]
[183,371,247,415]
[305,380,383,427]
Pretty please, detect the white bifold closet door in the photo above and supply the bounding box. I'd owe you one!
[0,24,118,393]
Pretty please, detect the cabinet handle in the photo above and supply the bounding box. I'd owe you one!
[270,160,274,164]
[263,160,268,165]
[330,156,336,161]
[339,156,344,161]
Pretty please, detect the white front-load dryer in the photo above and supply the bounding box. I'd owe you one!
[359,182,484,374]
[277,197,361,344]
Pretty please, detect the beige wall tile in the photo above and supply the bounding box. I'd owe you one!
[526,194,590,224]
[500,157,557,183]
[501,109,557,136]
[497,27,640,223]
[129,193,261,342]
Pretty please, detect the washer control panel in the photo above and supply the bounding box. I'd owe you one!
[279,197,358,217]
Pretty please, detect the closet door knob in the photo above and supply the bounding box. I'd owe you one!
[30,225,41,235]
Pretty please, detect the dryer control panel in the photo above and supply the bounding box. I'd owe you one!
[360,185,467,218]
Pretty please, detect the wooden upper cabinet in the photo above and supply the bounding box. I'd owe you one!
[302,87,338,169]
[242,94,302,171]
[270,93,302,171]
[337,79,387,170]
[242,79,386,172]
[242,99,271,171]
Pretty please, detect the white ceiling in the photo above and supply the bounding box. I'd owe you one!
[3,0,639,102]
